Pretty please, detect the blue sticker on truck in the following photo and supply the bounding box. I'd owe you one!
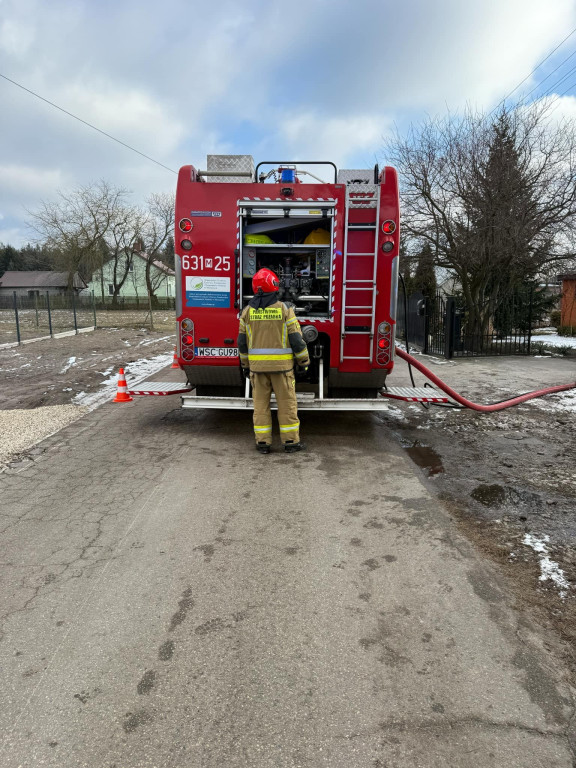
[189,210,222,217]
[185,276,230,308]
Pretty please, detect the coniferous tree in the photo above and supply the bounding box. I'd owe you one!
[387,103,576,338]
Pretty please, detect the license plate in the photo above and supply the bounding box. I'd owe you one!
[194,347,238,357]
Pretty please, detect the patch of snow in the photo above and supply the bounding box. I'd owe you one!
[523,533,571,598]
[73,353,173,410]
[61,356,77,373]
[380,406,408,422]
[530,333,576,349]
[530,388,576,414]
[138,335,173,347]
[395,344,455,366]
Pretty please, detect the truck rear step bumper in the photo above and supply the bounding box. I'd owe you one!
[181,391,392,410]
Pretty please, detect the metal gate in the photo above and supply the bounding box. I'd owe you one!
[398,290,534,358]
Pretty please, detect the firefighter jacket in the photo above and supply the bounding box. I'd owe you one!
[238,296,310,373]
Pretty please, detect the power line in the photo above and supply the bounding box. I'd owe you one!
[520,48,576,102]
[489,25,576,115]
[544,76,576,113]
[0,72,178,175]
[541,62,576,97]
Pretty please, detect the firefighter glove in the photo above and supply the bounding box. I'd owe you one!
[242,367,250,377]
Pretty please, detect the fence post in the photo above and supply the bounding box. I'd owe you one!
[13,291,21,344]
[71,291,78,333]
[444,297,456,359]
[34,292,39,328]
[148,290,155,331]
[91,291,97,329]
[47,291,53,337]
[526,286,533,355]
[423,297,430,355]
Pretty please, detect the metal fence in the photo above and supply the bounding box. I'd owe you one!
[397,289,535,358]
[0,291,176,346]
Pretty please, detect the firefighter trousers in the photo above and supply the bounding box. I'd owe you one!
[250,370,300,445]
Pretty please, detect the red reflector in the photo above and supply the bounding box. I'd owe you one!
[179,218,193,232]
[378,338,389,349]
[382,220,396,234]
[182,334,194,345]
[182,348,194,361]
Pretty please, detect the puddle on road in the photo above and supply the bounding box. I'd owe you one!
[470,484,540,521]
[402,440,444,476]
[471,484,507,507]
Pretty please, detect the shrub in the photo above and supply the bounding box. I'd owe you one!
[550,309,561,327]
[558,325,576,337]
[531,341,548,355]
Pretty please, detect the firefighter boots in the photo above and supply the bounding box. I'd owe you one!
[284,441,306,453]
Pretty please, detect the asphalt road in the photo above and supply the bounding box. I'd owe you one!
[0,375,574,767]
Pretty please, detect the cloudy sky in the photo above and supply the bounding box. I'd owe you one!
[1,0,576,246]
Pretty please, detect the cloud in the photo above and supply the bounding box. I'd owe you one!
[0,18,35,57]
[60,80,186,155]
[0,165,68,213]
[2,0,576,247]
[0,224,28,246]
[541,94,576,121]
[275,112,390,169]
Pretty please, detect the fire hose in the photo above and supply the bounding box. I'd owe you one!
[394,346,576,413]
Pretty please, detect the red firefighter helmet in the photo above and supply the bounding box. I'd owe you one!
[252,268,280,294]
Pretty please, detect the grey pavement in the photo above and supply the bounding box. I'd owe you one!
[0,374,574,767]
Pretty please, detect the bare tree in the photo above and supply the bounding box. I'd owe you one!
[30,181,130,289]
[386,102,576,335]
[105,206,146,307]
[140,193,175,306]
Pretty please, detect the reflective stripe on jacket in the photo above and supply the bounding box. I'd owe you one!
[238,300,310,373]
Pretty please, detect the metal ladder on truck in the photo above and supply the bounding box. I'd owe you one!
[340,180,381,364]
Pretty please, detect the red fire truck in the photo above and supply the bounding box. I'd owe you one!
[174,155,399,409]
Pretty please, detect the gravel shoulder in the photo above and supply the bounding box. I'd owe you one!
[0,326,177,469]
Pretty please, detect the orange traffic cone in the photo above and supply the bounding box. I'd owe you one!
[113,367,133,402]
[171,346,180,369]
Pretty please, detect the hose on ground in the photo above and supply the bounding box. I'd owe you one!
[394,346,576,413]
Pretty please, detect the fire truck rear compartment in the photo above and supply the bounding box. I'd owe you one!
[241,211,332,315]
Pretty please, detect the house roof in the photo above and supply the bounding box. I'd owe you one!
[0,271,87,289]
[134,252,175,276]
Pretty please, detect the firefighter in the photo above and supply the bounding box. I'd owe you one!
[238,268,310,454]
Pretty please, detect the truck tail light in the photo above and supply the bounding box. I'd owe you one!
[181,320,195,361]
[376,321,392,365]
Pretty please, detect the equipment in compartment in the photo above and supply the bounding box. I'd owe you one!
[241,248,330,311]
[240,206,332,314]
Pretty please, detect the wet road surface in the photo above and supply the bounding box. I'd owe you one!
[0,377,574,767]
